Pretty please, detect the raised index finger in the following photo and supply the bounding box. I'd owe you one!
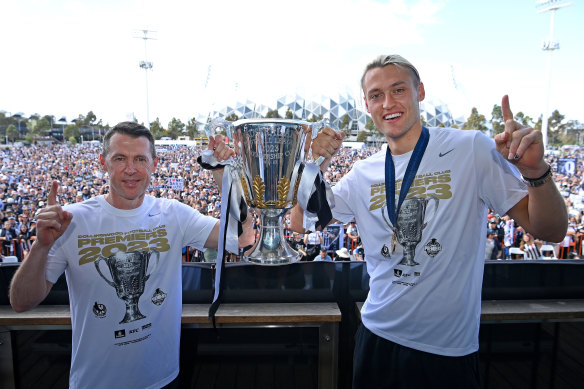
[47,180,59,206]
[502,95,513,123]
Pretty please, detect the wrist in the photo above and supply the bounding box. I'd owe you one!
[519,162,550,180]
[521,164,553,187]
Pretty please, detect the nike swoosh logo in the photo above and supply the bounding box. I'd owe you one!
[148,212,160,217]
[439,149,454,157]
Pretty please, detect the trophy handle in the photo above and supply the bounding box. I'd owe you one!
[309,119,338,166]
[94,256,116,288]
[144,250,160,282]
[421,195,440,229]
[205,118,234,139]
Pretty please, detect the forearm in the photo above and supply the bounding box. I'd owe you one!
[211,168,225,192]
[9,241,53,312]
[509,177,568,243]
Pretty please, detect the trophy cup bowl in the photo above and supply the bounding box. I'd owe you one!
[95,250,160,323]
[207,118,313,265]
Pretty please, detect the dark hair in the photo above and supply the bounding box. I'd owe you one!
[103,122,156,160]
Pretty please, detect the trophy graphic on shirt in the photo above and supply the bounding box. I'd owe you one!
[207,118,328,265]
[95,250,160,324]
[382,196,439,266]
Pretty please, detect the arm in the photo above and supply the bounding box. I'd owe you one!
[289,127,344,233]
[495,95,568,242]
[10,181,73,312]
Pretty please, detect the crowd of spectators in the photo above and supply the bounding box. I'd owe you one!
[0,140,581,263]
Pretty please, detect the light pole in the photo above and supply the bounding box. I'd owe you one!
[135,29,156,129]
[537,0,572,148]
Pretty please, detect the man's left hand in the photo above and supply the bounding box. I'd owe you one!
[494,95,548,178]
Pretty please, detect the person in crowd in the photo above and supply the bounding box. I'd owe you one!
[15,222,34,259]
[303,230,323,261]
[520,233,542,259]
[346,220,360,251]
[0,220,17,257]
[289,232,307,259]
[354,243,365,261]
[486,230,502,260]
[9,122,253,389]
[291,54,567,388]
[335,247,351,261]
[314,247,333,262]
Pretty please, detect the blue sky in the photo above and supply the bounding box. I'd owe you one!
[1,0,582,127]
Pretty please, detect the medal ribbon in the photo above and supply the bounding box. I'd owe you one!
[385,126,430,228]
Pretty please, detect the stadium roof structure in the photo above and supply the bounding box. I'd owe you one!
[199,93,462,132]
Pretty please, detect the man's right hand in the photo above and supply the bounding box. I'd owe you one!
[36,181,73,248]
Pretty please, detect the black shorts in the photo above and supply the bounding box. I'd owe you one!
[353,323,481,389]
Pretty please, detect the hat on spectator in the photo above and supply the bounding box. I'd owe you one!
[336,247,351,259]
[38,201,45,207]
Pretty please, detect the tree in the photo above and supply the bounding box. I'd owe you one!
[64,124,80,142]
[6,124,19,142]
[165,118,185,139]
[514,112,533,127]
[462,107,487,132]
[150,118,164,140]
[186,118,199,139]
[225,113,239,122]
[340,115,350,136]
[365,118,377,134]
[265,109,281,119]
[356,130,368,142]
[491,104,504,135]
[285,108,294,119]
[547,110,566,146]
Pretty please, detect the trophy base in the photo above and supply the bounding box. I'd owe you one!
[245,252,302,265]
[242,210,301,265]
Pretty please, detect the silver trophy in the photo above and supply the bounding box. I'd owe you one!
[207,118,326,265]
[95,250,160,323]
[382,196,439,266]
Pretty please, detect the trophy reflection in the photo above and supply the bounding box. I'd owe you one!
[95,250,160,324]
[383,196,439,266]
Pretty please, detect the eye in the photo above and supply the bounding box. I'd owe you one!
[394,88,405,94]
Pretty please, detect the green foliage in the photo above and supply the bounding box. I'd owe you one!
[225,113,239,122]
[165,118,185,139]
[186,118,199,138]
[6,124,18,142]
[150,118,164,140]
[68,136,78,145]
[340,115,350,130]
[491,104,504,135]
[514,112,533,127]
[356,130,368,142]
[462,107,487,131]
[365,118,377,133]
[285,108,294,119]
[265,110,281,119]
[64,124,80,141]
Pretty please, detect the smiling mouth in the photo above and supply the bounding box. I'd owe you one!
[384,113,402,120]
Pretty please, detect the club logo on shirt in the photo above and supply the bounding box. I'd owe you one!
[381,244,391,258]
[151,288,167,306]
[93,301,107,318]
[424,238,442,258]
[114,329,126,339]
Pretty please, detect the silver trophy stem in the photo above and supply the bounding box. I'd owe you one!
[245,209,301,265]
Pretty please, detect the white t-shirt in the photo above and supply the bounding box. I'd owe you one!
[332,128,527,356]
[46,195,217,389]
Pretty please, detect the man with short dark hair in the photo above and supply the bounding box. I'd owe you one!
[10,121,253,389]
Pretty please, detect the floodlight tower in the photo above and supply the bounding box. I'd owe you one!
[536,0,571,147]
[135,29,156,129]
